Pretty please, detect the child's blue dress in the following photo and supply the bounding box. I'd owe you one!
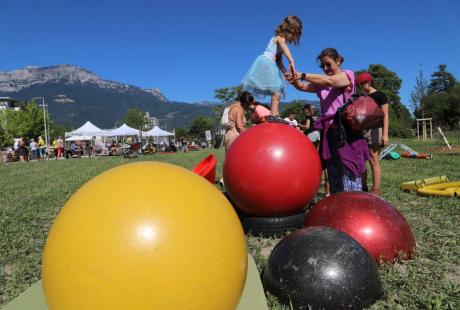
[241,37,285,99]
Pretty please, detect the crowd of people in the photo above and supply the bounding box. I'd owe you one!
[1,134,215,164]
[2,136,91,163]
[223,15,389,196]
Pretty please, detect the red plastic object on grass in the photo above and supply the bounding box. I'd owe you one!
[304,192,416,263]
[223,123,321,217]
[192,155,217,184]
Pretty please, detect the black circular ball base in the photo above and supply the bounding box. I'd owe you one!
[262,226,383,310]
[223,192,306,236]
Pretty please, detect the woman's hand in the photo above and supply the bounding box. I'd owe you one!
[285,71,300,84]
[284,71,316,93]
[382,134,389,146]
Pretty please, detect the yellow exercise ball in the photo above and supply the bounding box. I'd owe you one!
[42,161,247,310]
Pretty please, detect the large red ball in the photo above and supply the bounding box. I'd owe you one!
[223,123,321,217]
[304,192,416,263]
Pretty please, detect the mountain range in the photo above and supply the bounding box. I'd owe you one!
[0,65,318,129]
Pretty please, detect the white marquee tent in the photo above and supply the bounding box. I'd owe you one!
[65,121,109,137]
[143,126,174,137]
[108,123,140,136]
[144,126,175,146]
[65,135,93,141]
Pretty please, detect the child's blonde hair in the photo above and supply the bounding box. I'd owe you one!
[275,16,302,45]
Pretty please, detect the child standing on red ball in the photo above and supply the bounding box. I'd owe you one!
[241,16,302,124]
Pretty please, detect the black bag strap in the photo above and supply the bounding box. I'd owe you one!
[334,96,355,146]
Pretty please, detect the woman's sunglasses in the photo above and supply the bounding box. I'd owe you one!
[319,62,333,69]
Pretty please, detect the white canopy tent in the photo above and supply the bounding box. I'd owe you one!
[143,126,174,137]
[108,123,141,136]
[144,126,175,147]
[65,135,93,141]
[65,121,110,137]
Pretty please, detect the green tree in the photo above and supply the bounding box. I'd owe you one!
[123,108,148,130]
[422,83,460,129]
[174,127,189,139]
[410,68,429,117]
[0,112,12,147]
[188,116,214,139]
[358,64,414,137]
[49,122,72,139]
[280,100,305,119]
[428,64,457,95]
[5,102,45,139]
[214,85,242,103]
[212,105,226,127]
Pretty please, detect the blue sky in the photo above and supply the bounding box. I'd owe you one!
[2,0,459,108]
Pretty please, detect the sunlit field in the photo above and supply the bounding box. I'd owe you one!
[1,135,459,309]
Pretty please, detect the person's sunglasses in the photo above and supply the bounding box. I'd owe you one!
[319,62,333,69]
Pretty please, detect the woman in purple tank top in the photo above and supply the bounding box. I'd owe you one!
[286,48,369,194]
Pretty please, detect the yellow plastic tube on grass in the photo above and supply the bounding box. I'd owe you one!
[416,181,460,198]
[400,176,449,191]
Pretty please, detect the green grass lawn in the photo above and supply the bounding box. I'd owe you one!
[1,138,459,309]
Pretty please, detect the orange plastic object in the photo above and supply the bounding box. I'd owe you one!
[401,151,415,158]
[192,155,217,184]
[401,151,431,159]
[416,153,431,159]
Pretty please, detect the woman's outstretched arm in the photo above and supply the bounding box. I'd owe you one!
[285,72,315,93]
[300,71,350,88]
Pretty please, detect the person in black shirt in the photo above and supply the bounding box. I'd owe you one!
[299,103,321,146]
[300,104,314,133]
[299,103,328,194]
[356,72,389,196]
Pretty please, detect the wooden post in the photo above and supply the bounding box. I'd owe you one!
[437,126,452,150]
[416,118,433,141]
[423,120,427,140]
[417,120,420,140]
[430,119,433,139]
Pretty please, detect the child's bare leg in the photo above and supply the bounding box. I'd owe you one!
[369,146,381,195]
[268,92,289,124]
[271,93,281,116]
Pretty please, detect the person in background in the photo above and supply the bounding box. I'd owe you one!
[37,136,46,160]
[299,103,327,194]
[356,72,389,195]
[179,136,187,152]
[71,141,79,157]
[250,102,271,124]
[223,94,247,152]
[160,141,166,152]
[52,138,58,159]
[56,136,64,158]
[109,140,119,156]
[284,111,300,129]
[18,138,28,162]
[13,138,20,151]
[29,138,38,160]
[6,147,14,163]
[299,104,321,146]
[239,91,270,124]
